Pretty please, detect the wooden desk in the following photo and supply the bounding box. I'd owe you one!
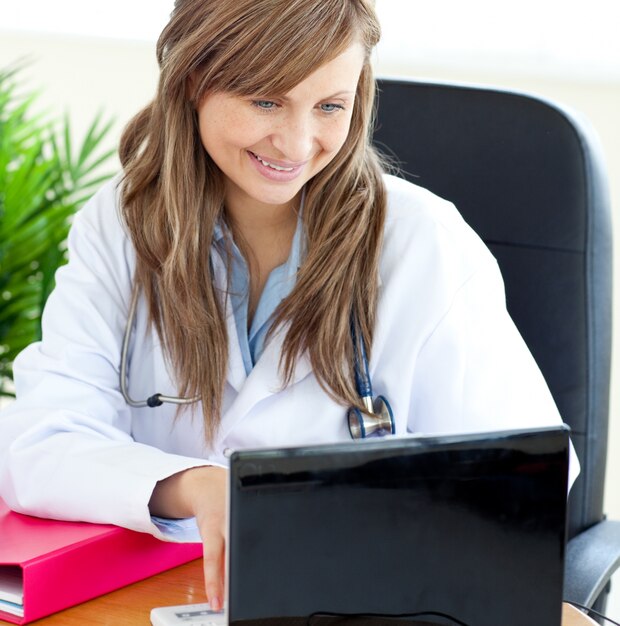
[0,559,597,626]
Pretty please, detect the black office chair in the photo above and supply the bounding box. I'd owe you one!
[372,77,618,616]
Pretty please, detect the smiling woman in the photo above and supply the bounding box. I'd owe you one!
[0,0,577,615]
[196,46,363,216]
[119,0,384,446]
[194,46,364,326]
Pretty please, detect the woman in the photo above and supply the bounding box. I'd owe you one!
[0,0,576,611]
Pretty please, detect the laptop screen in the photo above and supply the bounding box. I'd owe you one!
[228,426,569,626]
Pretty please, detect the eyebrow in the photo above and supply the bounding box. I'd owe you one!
[277,90,356,102]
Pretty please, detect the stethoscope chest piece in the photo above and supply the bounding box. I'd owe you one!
[348,394,395,439]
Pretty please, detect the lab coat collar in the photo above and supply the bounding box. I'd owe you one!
[216,323,312,442]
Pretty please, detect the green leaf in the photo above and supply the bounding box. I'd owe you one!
[76,112,115,169]
[0,63,115,389]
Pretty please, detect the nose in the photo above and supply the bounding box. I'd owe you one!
[270,112,315,163]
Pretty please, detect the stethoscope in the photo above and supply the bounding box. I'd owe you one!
[120,289,395,439]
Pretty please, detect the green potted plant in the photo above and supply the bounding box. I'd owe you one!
[0,65,116,397]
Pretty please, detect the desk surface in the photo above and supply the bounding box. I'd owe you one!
[0,559,598,626]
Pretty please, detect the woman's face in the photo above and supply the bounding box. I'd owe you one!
[196,43,365,217]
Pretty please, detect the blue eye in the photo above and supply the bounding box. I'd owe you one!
[253,100,277,110]
[320,103,345,113]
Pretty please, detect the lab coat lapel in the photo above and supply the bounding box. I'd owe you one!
[224,301,247,392]
[251,324,313,393]
[218,324,313,440]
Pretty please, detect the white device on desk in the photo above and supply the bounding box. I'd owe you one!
[150,602,227,626]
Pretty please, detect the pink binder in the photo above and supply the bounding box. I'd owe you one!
[0,497,202,624]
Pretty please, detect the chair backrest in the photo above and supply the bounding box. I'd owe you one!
[372,77,613,538]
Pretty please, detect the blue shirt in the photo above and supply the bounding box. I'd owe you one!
[213,216,304,374]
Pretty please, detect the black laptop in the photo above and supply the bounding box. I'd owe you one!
[228,426,570,626]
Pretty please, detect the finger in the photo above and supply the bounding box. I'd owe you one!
[203,531,225,611]
[220,556,226,593]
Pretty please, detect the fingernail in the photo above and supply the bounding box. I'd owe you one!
[210,596,221,612]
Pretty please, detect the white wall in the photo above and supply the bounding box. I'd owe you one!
[0,32,158,167]
[1,27,619,617]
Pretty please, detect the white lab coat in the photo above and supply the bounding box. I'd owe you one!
[0,174,578,540]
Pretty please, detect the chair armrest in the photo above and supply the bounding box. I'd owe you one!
[564,519,620,607]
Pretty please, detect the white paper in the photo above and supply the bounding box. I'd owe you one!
[0,598,24,618]
[0,566,23,609]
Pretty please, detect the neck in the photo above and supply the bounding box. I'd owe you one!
[227,203,298,240]
[226,195,300,238]
[224,187,301,253]
[224,191,301,326]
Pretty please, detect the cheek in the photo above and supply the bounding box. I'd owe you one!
[198,108,261,155]
[320,117,354,155]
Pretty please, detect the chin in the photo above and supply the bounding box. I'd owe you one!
[253,186,304,207]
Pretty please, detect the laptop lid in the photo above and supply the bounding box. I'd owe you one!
[228,426,569,626]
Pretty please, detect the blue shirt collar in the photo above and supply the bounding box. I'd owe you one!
[212,193,306,373]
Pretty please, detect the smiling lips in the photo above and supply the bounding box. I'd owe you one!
[247,150,307,182]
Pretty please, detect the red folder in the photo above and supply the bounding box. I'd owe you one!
[0,497,202,624]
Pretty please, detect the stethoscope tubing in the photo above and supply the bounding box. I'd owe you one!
[119,289,393,438]
[120,289,199,408]
[350,318,375,413]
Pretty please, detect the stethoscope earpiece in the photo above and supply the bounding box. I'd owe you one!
[348,394,395,440]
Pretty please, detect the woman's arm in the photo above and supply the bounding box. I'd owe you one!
[0,180,213,539]
[405,257,580,486]
[150,466,228,609]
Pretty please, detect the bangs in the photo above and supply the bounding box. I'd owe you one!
[192,0,377,98]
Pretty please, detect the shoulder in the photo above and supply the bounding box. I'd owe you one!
[74,174,126,236]
[380,173,495,284]
[383,173,482,253]
[61,174,135,284]
[69,174,134,260]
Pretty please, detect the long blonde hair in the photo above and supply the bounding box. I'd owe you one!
[119,0,387,442]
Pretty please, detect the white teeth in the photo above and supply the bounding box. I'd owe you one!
[253,153,294,172]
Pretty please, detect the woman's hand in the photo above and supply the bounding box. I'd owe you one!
[149,466,228,611]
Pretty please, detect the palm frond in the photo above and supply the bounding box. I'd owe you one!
[0,64,116,396]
